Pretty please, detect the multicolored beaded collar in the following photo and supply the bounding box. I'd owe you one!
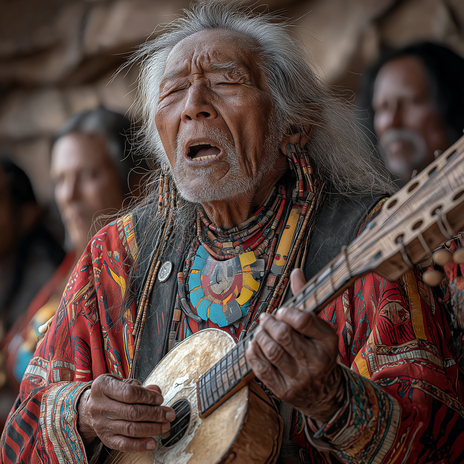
[176,143,324,339]
[132,144,325,353]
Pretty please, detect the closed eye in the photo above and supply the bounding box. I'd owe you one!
[169,87,188,93]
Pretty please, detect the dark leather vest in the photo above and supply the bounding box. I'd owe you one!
[131,191,385,383]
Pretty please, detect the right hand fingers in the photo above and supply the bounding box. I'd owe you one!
[105,419,171,438]
[145,384,162,394]
[99,421,171,441]
[91,399,175,423]
[93,374,165,406]
[104,435,158,453]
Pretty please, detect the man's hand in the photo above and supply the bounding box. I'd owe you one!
[246,268,345,423]
[77,374,176,452]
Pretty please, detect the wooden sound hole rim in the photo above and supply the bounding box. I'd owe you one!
[161,399,191,448]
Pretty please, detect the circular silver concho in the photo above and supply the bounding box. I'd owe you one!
[158,261,173,282]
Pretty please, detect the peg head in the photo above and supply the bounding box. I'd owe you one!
[453,248,464,265]
[433,249,451,266]
[423,269,445,287]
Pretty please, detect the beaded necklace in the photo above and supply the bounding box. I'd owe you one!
[174,143,324,342]
[132,144,324,353]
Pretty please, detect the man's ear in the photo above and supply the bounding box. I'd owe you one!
[280,125,313,155]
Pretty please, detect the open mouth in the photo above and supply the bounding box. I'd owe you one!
[187,142,221,161]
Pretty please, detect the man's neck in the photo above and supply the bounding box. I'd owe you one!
[200,163,288,229]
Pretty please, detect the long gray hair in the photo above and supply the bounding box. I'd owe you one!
[120,1,396,317]
[128,0,395,198]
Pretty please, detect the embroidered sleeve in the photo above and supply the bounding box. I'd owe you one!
[297,269,464,463]
[304,365,401,462]
[0,216,137,464]
[443,238,464,368]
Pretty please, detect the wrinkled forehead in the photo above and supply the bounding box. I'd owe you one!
[163,28,265,82]
[373,55,431,104]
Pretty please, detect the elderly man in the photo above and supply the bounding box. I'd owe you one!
[2,3,464,464]
[358,42,464,187]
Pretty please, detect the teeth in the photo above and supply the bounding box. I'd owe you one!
[193,155,217,161]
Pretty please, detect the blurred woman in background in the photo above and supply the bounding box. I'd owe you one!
[1,107,144,428]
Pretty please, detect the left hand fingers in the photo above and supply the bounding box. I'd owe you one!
[257,313,313,367]
[246,337,288,394]
[252,321,300,377]
[290,268,306,295]
[273,307,338,352]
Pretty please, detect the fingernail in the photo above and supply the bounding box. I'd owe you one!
[259,313,267,321]
[147,439,156,450]
[162,423,171,433]
[166,411,176,421]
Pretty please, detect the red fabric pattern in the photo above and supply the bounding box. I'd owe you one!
[1,215,464,463]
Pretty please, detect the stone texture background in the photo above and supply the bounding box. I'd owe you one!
[1,0,463,204]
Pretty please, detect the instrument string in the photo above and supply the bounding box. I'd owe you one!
[107,390,197,464]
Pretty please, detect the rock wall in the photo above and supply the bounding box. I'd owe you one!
[1,0,463,203]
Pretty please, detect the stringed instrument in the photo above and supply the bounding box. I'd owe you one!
[105,135,464,464]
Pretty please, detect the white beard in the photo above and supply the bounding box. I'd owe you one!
[379,128,428,179]
[172,124,282,204]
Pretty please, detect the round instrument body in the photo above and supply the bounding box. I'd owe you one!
[105,329,280,464]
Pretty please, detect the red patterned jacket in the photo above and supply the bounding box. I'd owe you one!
[1,213,464,463]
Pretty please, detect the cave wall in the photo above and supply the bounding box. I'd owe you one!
[0,0,463,203]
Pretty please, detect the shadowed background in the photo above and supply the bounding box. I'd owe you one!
[0,0,463,206]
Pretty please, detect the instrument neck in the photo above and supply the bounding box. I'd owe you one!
[197,247,357,417]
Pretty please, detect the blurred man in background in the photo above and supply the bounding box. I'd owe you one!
[0,107,144,430]
[359,42,464,371]
[358,42,464,186]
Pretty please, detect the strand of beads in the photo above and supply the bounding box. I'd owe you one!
[131,167,177,370]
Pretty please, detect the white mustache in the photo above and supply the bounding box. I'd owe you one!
[175,127,234,160]
[379,128,426,153]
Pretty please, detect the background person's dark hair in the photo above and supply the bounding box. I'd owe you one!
[0,157,37,208]
[0,157,64,320]
[51,106,137,195]
[358,42,464,145]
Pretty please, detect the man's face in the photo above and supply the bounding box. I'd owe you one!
[155,29,282,203]
[50,133,124,251]
[372,55,450,184]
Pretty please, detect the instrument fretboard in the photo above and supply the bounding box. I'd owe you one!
[198,337,253,416]
[196,136,464,419]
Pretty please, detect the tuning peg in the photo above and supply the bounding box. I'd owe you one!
[454,248,464,265]
[423,269,445,287]
[433,249,452,266]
